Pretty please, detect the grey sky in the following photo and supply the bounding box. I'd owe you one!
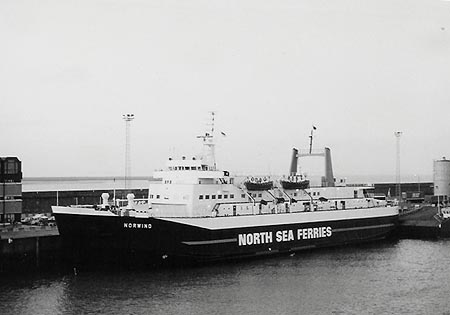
[1,0,449,179]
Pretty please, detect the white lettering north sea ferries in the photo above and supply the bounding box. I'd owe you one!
[238,227,332,246]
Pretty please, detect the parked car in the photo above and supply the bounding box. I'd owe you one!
[47,216,56,226]
[21,216,33,225]
[30,214,48,225]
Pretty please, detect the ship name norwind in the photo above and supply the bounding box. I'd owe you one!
[123,223,152,229]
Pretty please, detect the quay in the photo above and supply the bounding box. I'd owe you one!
[0,225,60,272]
[398,206,450,238]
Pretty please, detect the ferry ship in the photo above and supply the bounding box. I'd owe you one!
[53,116,399,265]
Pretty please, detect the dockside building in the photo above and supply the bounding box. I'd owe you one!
[0,157,22,223]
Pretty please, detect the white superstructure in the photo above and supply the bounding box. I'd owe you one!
[140,114,388,219]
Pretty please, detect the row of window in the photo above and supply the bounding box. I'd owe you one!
[168,166,203,171]
[150,193,243,200]
[199,194,238,200]
[150,191,320,201]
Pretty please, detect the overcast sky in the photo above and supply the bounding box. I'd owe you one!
[1,0,450,180]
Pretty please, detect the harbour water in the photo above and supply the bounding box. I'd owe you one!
[1,239,450,315]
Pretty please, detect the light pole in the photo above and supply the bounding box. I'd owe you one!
[436,185,440,216]
[123,113,135,190]
[394,131,402,201]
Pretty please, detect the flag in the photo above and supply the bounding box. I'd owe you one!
[220,131,227,136]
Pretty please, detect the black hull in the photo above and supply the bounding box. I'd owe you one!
[55,210,398,267]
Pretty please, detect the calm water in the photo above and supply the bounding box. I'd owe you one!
[1,239,450,315]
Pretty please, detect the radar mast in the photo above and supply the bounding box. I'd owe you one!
[197,111,217,170]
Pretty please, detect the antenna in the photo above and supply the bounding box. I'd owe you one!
[123,113,135,189]
[394,131,402,201]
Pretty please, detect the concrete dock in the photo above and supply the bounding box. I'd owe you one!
[0,225,61,272]
[398,206,450,238]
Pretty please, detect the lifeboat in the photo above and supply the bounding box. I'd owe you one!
[244,177,274,191]
[280,175,310,190]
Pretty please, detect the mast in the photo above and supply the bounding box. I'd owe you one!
[197,111,217,170]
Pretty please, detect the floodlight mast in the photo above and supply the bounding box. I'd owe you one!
[123,113,135,189]
[394,131,402,201]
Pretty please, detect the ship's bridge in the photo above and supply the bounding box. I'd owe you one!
[153,157,229,185]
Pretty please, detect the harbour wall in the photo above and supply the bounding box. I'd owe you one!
[0,226,60,273]
[398,206,450,238]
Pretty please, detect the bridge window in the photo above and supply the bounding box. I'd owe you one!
[205,195,210,200]
[224,195,228,199]
[212,195,216,199]
[218,195,222,199]
[230,194,234,198]
[241,194,245,198]
[199,195,203,200]
[156,195,160,199]
[258,193,262,197]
